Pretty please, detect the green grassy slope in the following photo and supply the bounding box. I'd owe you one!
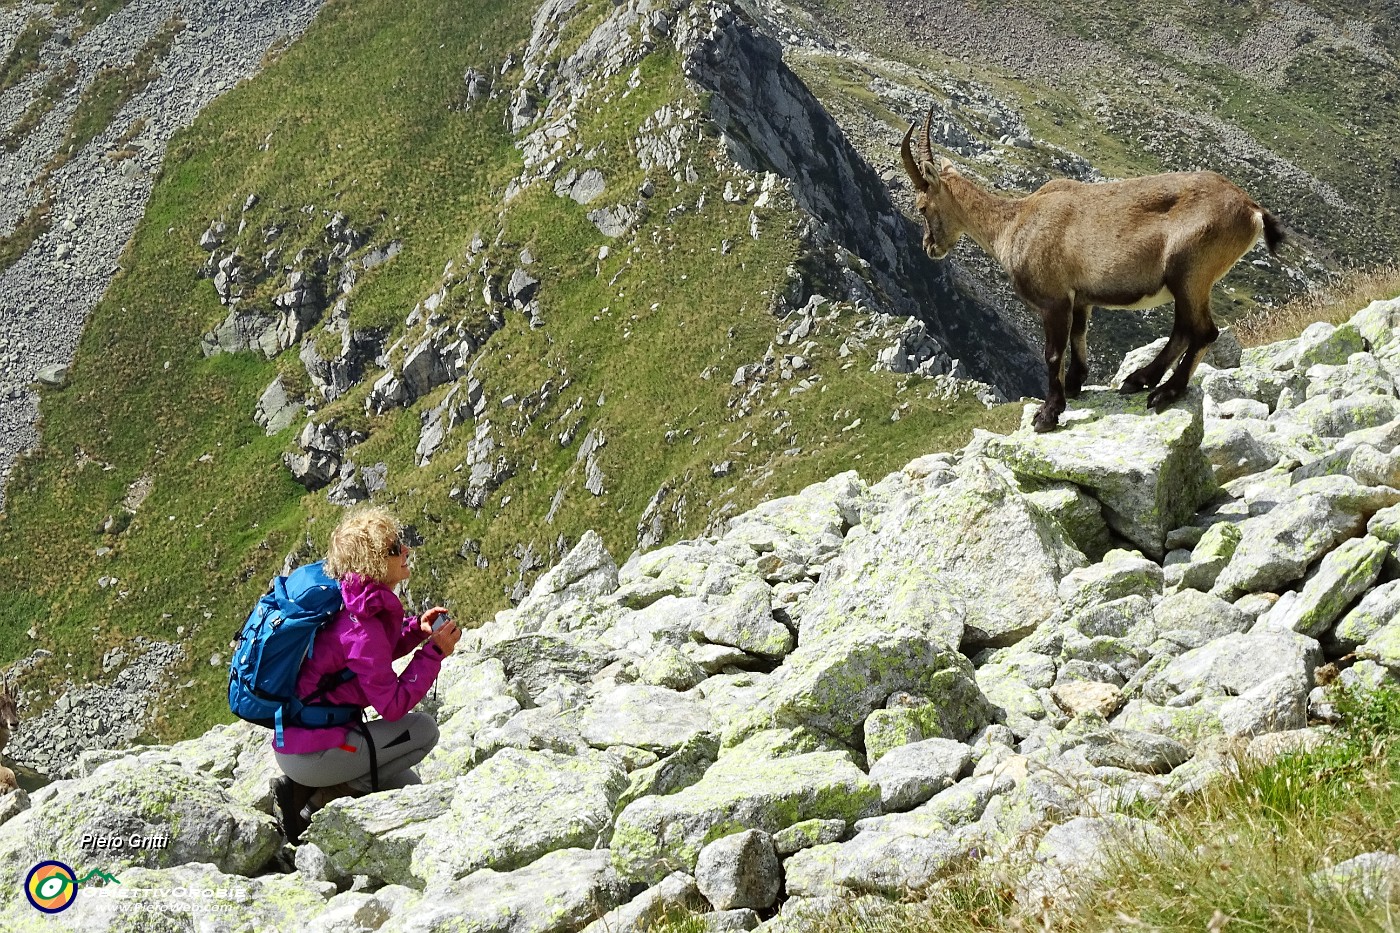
[0,0,1019,743]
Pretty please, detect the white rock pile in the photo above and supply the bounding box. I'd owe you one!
[4,297,1400,931]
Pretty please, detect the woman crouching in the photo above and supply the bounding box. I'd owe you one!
[272,506,461,844]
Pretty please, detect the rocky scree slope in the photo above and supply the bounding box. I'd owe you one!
[6,295,1400,931]
[0,0,327,507]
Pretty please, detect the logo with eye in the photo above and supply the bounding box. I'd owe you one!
[23,862,120,913]
[25,861,78,913]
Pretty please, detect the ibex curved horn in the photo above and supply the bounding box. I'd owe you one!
[900,123,927,192]
[922,106,935,164]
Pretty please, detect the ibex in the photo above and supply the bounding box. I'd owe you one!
[0,673,18,793]
[901,110,1284,432]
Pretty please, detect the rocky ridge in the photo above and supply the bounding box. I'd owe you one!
[4,295,1400,930]
[229,0,1034,581]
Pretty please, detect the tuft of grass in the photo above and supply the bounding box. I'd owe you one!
[0,15,54,93]
[103,115,148,160]
[43,16,184,176]
[0,192,53,275]
[2,58,78,152]
[1235,262,1400,347]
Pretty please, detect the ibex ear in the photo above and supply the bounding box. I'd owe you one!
[918,160,941,188]
[939,157,955,174]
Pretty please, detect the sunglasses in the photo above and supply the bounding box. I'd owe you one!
[388,535,413,557]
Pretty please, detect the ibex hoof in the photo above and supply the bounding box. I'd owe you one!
[1032,408,1060,433]
[1118,377,1152,396]
[1147,386,1181,410]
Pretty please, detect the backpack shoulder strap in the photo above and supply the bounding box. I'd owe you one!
[303,667,356,704]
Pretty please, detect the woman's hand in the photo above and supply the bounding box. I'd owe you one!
[420,606,460,657]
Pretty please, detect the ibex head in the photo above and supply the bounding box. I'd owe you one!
[900,108,962,260]
[0,673,17,732]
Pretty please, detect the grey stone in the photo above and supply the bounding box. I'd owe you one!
[1152,589,1252,650]
[783,824,984,898]
[1178,520,1242,592]
[867,738,972,811]
[409,748,627,887]
[1308,852,1400,902]
[1057,550,1163,617]
[1217,672,1310,737]
[695,829,781,910]
[483,633,612,698]
[588,204,635,237]
[254,375,303,435]
[303,782,456,888]
[398,849,629,933]
[802,458,1083,653]
[1333,580,1400,651]
[1070,727,1189,774]
[1256,535,1388,637]
[615,733,721,814]
[724,625,990,749]
[570,169,606,204]
[35,363,68,386]
[580,871,705,933]
[1359,620,1400,673]
[1202,422,1276,483]
[610,731,881,882]
[1017,815,1170,909]
[1141,629,1321,706]
[1211,493,1371,600]
[772,818,847,855]
[698,577,794,658]
[580,684,712,754]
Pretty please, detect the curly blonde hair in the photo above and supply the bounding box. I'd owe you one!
[324,506,401,584]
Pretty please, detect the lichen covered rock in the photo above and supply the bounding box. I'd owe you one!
[610,732,881,883]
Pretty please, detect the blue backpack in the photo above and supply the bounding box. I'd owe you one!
[228,561,363,749]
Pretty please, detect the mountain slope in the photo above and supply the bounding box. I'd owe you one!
[0,0,1022,759]
[751,0,1400,365]
[1,0,1396,762]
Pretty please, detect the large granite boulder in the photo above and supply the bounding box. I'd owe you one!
[0,758,280,889]
[802,457,1084,653]
[610,732,881,883]
[969,388,1218,559]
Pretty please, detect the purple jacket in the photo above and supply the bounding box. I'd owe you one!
[274,573,445,754]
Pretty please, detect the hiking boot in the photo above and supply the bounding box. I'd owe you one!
[273,776,314,846]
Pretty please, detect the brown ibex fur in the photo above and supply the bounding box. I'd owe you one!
[0,673,18,794]
[901,110,1284,432]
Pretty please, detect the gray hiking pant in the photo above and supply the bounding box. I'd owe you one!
[274,712,439,792]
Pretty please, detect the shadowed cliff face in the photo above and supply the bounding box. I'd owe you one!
[680,4,1045,397]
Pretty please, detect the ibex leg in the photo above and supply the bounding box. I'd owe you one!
[1148,292,1217,410]
[1034,306,1072,433]
[1120,312,1190,396]
[1066,305,1091,398]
